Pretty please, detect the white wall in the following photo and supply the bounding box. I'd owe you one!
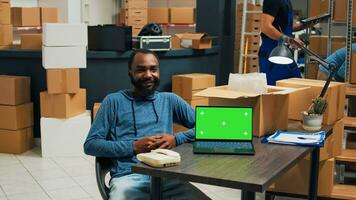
[38,0,81,23]
[85,0,117,25]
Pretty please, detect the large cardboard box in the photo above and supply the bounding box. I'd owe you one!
[40,89,86,118]
[0,75,30,105]
[47,68,80,94]
[0,127,33,154]
[42,46,87,69]
[305,62,319,80]
[170,8,194,24]
[41,111,91,157]
[20,33,42,49]
[309,0,328,17]
[272,158,335,196]
[0,3,10,24]
[276,78,346,125]
[172,73,215,100]
[43,23,88,46]
[148,8,169,23]
[11,7,40,27]
[309,36,327,57]
[124,0,148,8]
[40,7,58,24]
[0,102,34,130]
[93,102,101,119]
[334,0,347,21]
[195,86,292,137]
[0,24,12,46]
[174,33,212,49]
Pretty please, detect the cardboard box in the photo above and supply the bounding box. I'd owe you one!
[0,24,12,46]
[195,85,292,137]
[276,78,346,125]
[42,46,87,69]
[334,0,347,21]
[148,8,169,23]
[0,127,33,154]
[273,158,335,196]
[174,33,212,49]
[0,102,34,130]
[170,8,194,24]
[305,62,319,80]
[346,133,356,149]
[132,26,142,36]
[20,33,42,49]
[309,0,328,17]
[40,7,58,24]
[0,75,30,105]
[46,68,80,94]
[124,0,148,9]
[185,97,209,108]
[351,52,356,84]
[43,23,88,46]
[11,7,40,27]
[93,102,101,119]
[0,3,10,24]
[237,3,262,11]
[172,73,216,100]
[173,123,188,133]
[41,111,91,157]
[40,89,86,118]
[309,36,327,57]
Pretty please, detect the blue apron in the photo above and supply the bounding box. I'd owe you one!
[258,0,301,85]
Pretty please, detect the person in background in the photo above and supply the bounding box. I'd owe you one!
[84,49,209,200]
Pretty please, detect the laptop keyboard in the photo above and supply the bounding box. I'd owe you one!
[196,141,253,150]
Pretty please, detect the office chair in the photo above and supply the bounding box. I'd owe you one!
[95,157,112,200]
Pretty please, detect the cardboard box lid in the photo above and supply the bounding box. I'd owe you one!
[194,85,297,99]
[279,78,346,87]
[180,33,210,40]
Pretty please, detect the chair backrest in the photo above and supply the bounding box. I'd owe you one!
[95,157,112,200]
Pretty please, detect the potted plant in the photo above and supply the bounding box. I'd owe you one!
[301,97,328,131]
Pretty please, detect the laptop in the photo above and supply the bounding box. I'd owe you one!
[193,106,255,155]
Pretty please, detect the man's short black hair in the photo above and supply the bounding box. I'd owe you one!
[128,49,159,69]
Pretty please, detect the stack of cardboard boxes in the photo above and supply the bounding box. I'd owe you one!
[40,23,90,157]
[0,0,12,49]
[148,7,195,25]
[0,75,34,154]
[119,0,148,36]
[234,3,261,73]
[172,73,215,132]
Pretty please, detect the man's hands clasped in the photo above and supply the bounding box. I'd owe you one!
[133,134,176,154]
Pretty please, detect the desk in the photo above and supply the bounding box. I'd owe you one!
[132,121,332,200]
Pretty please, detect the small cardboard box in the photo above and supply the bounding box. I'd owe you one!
[40,7,58,24]
[148,8,169,23]
[170,8,195,24]
[0,24,12,46]
[172,73,216,100]
[124,0,148,9]
[11,7,40,27]
[276,78,346,125]
[334,0,347,21]
[185,97,209,108]
[20,33,42,49]
[42,46,87,69]
[0,3,10,24]
[0,102,34,130]
[0,127,33,154]
[43,23,88,46]
[41,111,91,157]
[174,33,212,49]
[195,85,293,137]
[272,157,335,196]
[40,89,86,118]
[0,75,30,105]
[47,68,80,94]
[93,102,101,119]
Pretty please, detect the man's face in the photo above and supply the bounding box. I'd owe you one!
[129,53,160,96]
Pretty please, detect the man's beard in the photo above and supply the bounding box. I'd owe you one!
[129,74,160,97]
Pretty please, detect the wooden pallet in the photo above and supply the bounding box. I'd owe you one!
[344,117,356,128]
[329,184,356,199]
[335,149,356,163]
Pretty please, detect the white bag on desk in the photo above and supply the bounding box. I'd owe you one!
[228,73,267,95]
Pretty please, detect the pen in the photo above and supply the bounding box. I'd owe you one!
[297,136,319,140]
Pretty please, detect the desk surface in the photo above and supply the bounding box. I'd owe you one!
[132,121,333,193]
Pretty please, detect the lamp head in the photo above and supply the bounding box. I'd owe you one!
[268,35,294,65]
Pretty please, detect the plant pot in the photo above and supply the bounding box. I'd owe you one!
[301,111,323,131]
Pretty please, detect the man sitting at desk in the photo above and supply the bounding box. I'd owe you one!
[84,49,208,200]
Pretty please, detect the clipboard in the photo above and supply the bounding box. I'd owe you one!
[300,13,331,25]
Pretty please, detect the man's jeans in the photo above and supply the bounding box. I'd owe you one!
[109,173,210,200]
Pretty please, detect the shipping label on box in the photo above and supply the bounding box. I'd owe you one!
[40,7,58,24]
[40,89,87,119]
[170,7,195,24]
[43,23,88,46]
[42,46,87,69]
[47,68,80,94]
[41,111,91,157]
[0,75,30,105]
[0,24,12,46]
[0,127,33,154]
[20,33,42,49]
[0,102,34,130]
[11,7,40,26]
[0,3,10,24]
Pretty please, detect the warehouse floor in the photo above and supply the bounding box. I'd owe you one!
[0,148,300,200]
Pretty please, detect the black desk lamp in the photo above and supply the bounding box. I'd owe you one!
[268,35,338,98]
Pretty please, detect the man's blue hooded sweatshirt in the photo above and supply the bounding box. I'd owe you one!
[84,90,195,178]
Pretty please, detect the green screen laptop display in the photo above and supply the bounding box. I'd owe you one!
[195,107,253,141]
